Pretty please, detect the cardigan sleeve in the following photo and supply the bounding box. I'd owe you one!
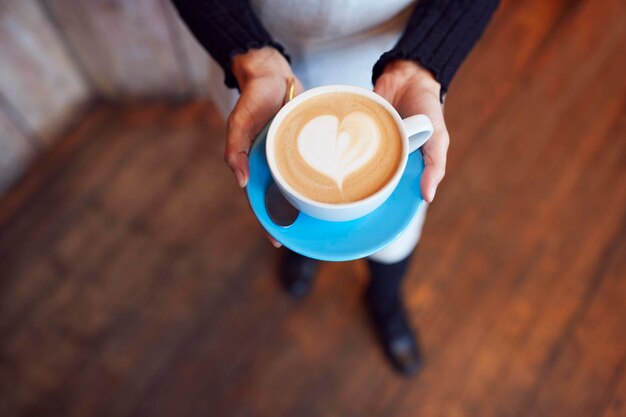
[171,0,289,89]
[372,0,499,96]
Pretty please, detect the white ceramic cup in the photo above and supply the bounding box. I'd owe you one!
[266,85,434,222]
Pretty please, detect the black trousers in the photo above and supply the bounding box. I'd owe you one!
[366,255,412,310]
[287,250,412,309]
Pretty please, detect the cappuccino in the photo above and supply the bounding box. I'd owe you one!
[273,92,403,204]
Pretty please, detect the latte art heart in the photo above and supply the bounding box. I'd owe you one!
[273,92,402,204]
[297,112,381,188]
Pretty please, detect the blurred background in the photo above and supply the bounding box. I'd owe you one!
[0,0,625,416]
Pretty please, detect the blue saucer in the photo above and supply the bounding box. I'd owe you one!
[246,125,425,262]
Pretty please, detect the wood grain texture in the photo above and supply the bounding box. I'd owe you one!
[0,108,35,194]
[43,0,191,98]
[0,0,90,142]
[0,0,625,416]
[158,0,210,97]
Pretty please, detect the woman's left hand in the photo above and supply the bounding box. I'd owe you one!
[374,60,449,203]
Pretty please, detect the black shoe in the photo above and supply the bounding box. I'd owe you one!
[365,292,423,376]
[280,250,319,297]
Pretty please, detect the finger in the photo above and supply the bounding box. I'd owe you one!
[375,75,448,202]
[293,77,305,97]
[373,73,399,104]
[225,78,304,188]
[420,126,449,202]
[267,234,282,248]
[225,102,258,187]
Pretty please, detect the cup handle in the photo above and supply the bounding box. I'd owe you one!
[402,114,434,154]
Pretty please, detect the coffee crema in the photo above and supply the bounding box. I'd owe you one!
[273,92,403,204]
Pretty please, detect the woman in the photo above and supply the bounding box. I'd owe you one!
[173,0,498,376]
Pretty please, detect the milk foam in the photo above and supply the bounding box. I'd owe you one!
[296,112,380,189]
[273,92,402,204]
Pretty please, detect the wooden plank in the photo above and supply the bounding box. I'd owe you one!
[0,108,35,194]
[0,103,179,412]
[456,25,626,417]
[0,101,267,416]
[601,367,626,417]
[207,262,376,417]
[523,218,626,416]
[0,103,169,335]
[0,0,90,142]
[43,0,191,98]
[0,102,102,227]
[158,0,210,97]
[446,0,580,163]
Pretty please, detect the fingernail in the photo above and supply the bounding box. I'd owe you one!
[235,170,246,188]
[272,241,282,248]
[429,185,437,202]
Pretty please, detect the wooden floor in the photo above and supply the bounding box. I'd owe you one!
[1,1,625,416]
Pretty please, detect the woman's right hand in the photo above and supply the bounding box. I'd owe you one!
[226,47,303,188]
[227,47,303,248]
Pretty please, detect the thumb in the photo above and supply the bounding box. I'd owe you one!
[373,74,400,106]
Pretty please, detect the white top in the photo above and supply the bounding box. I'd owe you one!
[208,0,417,117]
